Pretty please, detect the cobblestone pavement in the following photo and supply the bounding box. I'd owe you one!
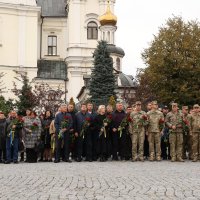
[0,161,200,200]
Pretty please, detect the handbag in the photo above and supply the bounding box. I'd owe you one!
[34,140,44,153]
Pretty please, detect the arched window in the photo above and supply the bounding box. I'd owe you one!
[107,31,110,43]
[116,57,120,71]
[87,21,98,40]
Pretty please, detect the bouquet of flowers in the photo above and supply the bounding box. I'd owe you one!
[159,118,165,131]
[99,114,112,138]
[118,115,132,138]
[135,114,148,129]
[58,116,71,139]
[80,117,91,139]
[9,117,24,145]
[30,122,39,131]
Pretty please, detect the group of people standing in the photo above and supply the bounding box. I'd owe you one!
[0,100,200,164]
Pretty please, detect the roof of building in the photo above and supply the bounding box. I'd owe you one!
[99,2,117,26]
[36,0,67,17]
[119,73,135,87]
[107,44,125,57]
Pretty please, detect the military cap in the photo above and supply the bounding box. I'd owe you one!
[116,100,123,104]
[182,106,188,110]
[193,104,200,108]
[135,101,142,105]
[172,103,178,107]
[151,101,158,105]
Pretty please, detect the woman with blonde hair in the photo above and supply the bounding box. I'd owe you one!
[94,105,108,161]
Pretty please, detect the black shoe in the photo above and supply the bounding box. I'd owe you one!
[112,157,119,161]
[48,159,53,162]
[14,160,19,164]
[76,158,82,162]
[4,161,11,164]
[54,160,60,163]
[64,159,72,163]
[38,158,44,162]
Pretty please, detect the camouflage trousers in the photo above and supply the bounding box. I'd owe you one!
[169,132,183,159]
[192,132,200,160]
[148,132,161,159]
[182,133,193,159]
[131,130,145,160]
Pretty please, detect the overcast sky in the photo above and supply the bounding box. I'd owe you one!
[115,0,200,76]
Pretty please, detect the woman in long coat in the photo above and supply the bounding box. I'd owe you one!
[42,110,53,161]
[24,111,41,163]
[94,105,108,162]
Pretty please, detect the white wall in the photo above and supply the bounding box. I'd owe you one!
[0,2,40,99]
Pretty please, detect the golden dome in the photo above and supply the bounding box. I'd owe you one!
[99,1,117,26]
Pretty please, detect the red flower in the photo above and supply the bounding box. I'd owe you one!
[107,115,112,120]
[142,115,148,120]
[159,118,165,124]
[64,116,70,119]
[85,117,91,121]
[183,119,189,126]
[33,122,38,127]
[127,116,132,122]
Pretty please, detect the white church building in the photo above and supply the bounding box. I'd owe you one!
[0,0,135,103]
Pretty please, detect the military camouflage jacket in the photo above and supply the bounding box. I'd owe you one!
[129,110,147,133]
[147,110,164,133]
[190,113,200,133]
[165,111,183,133]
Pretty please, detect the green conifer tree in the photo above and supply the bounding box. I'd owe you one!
[89,41,116,106]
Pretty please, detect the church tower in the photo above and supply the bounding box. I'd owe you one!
[99,0,117,45]
[66,0,104,100]
[99,0,124,72]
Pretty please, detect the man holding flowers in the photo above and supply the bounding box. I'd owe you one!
[129,101,148,162]
[147,101,164,161]
[165,103,184,162]
[5,110,23,164]
[54,104,73,163]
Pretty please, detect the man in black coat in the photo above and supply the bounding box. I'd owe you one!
[111,102,126,161]
[54,104,73,163]
[5,110,23,164]
[74,103,92,162]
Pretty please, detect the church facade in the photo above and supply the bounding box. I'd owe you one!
[0,0,135,103]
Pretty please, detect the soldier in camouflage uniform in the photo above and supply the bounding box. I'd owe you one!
[190,104,200,162]
[129,101,148,162]
[147,101,164,161]
[165,103,184,162]
[182,106,192,160]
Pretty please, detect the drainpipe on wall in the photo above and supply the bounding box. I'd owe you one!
[40,16,44,59]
